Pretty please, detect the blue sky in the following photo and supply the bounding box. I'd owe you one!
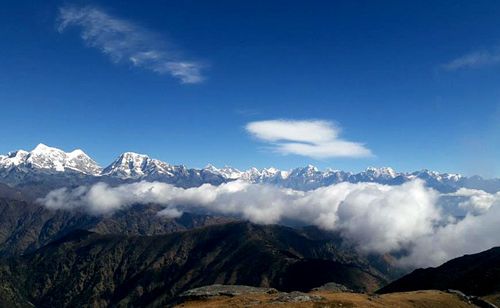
[0,1,499,176]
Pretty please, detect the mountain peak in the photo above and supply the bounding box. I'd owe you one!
[292,164,319,175]
[218,166,243,180]
[6,149,29,160]
[123,151,147,156]
[109,151,148,161]
[32,143,51,152]
[365,167,397,177]
[30,143,67,156]
[201,164,243,180]
[0,144,101,175]
[204,164,218,171]
[102,152,159,179]
[68,149,86,156]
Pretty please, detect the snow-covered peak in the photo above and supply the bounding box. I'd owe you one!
[260,167,281,178]
[290,164,320,176]
[64,149,102,175]
[263,167,279,174]
[305,164,319,171]
[102,152,175,179]
[411,169,463,182]
[204,165,243,180]
[102,152,151,178]
[68,149,87,158]
[443,173,463,181]
[0,144,101,175]
[233,166,289,182]
[119,152,149,160]
[203,164,219,173]
[219,166,243,180]
[28,144,69,171]
[2,150,29,166]
[364,167,397,178]
[31,143,53,153]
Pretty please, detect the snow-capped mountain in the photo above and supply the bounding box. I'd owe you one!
[101,152,227,187]
[204,165,243,180]
[101,152,172,179]
[0,144,101,175]
[0,144,498,193]
[196,164,489,192]
[239,166,464,191]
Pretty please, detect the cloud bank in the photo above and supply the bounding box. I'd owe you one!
[39,179,500,267]
[245,120,372,159]
[58,6,203,84]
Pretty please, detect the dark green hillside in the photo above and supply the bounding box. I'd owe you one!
[0,222,393,307]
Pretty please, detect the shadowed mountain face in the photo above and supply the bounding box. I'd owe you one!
[0,222,394,307]
[378,247,500,296]
[0,197,234,257]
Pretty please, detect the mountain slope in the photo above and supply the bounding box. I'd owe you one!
[378,246,500,297]
[0,222,394,307]
[0,197,234,257]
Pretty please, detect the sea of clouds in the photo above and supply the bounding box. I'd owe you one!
[39,179,500,268]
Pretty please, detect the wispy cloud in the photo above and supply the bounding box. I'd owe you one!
[58,6,204,84]
[443,50,500,71]
[245,119,372,159]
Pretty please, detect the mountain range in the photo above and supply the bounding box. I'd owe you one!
[1,145,499,307]
[0,188,400,307]
[0,221,395,307]
[1,144,499,193]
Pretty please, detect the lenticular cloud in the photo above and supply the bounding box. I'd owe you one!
[39,179,500,268]
[245,120,372,159]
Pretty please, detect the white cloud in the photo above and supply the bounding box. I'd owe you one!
[443,50,500,71]
[446,188,497,215]
[40,179,440,259]
[399,194,500,268]
[58,6,204,84]
[39,179,500,268]
[335,180,440,253]
[245,120,372,159]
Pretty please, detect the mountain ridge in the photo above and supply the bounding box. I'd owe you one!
[1,144,499,193]
[377,246,500,306]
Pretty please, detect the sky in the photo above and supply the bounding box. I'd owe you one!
[0,0,499,176]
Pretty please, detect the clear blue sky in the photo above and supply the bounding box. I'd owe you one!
[0,0,499,176]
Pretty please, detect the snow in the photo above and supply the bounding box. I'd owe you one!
[219,166,243,180]
[365,167,397,178]
[0,144,475,192]
[0,144,101,175]
[102,152,177,179]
